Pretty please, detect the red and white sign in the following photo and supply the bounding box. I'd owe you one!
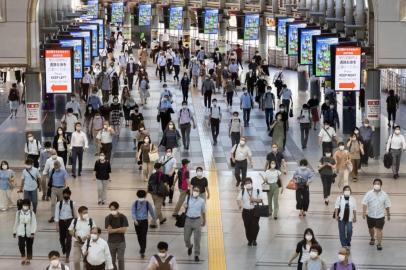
[26,102,41,124]
[334,47,361,91]
[366,99,380,121]
[45,49,73,94]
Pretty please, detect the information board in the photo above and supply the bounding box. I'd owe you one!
[79,24,99,57]
[366,99,380,121]
[139,4,152,26]
[244,14,260,40]
[59,38,84,79]
[204,9,219,34]
[87,0,98,19]
[45,49,73,94]
[276,17,295,48]
[89,19,105,49]
[334,46,361,91]
[26,103,41,124]
[111,2,124,24]
[286,22,307,56]
[298,27,321,65]
[313,35,339,77]
[69,30,92,67]
[169,6,183,30]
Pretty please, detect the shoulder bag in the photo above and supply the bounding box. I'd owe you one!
[383,134,394,169]
[175,195,190,228]
[148,144,159,162]
[230,144,239,167]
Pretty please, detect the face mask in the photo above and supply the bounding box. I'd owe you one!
[300,166,307,170]
[325,153,331,157]
[305,234,313,241]
[140,129,145,132]
[111,210,118,215]
[338,254,346,262]
[270,164,276,169]
[339,146,345,151]
[343,190,351,197]
[138,198,145,202]
[22,206,29,211]
[90,234,98,241]
[168,125,174,129]
[82,213,89,220]
[76,127,81,132]
[373,184,381,191]
[193,191,200,197]
[309,251,318,259]
[196,171,203,177]
[364,124,369,127]
[158,252,166,258]
[58,130,63,135]
[212,102,217,106]
[50,259,59,267]
[280,109,285,112]
[71,98,75,101]
[354,130,359,134]
[52,155,57,160]
[245,184,252,189]
[100,156,105,161]
[166,152,172,157]
[63,196,70,200]
[395,130,401,135]
[25,165,32,169]
[104,125,108,129]
[272,147,278,152]
[28,137,34,142]
[144,139,150,143]
[1,165,7,170]
[330,106,335,109]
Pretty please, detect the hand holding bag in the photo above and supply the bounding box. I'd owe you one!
[148,144,159,162]
[175,195,190,228]
[259,173,270,192]
[230,144,239,168]
[286,179,297,190]
[254,202,270,218]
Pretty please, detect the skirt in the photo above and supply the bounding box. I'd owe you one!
[110,110,121,126]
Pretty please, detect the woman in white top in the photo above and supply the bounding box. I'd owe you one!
[13,199,37,265]
[334,186,357,248]
[386,125,406,179]
[260,160,283,220]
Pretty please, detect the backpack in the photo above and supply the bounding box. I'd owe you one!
[46,264,66,270]
[210,106,221,115]
[179,108,192,120]
[334,262,356,270]
[72,217,93,233]
[134,200,150,214]
[58,200,74,217]
[26,140,40,153]
[154,254,174,270]
[8,89,19,101]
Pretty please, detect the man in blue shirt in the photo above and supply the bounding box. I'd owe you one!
[48,160,68,223]
[173,51,181,83]
[240,87,254,127]
[131,190,156,258]
[183,186,206,262]
[19,158,41,213]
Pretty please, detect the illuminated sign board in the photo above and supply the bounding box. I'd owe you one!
[169,6,183,30]
[286,22,307,56]
[333,46,362,91]
[244,14,260,40]
[312,35,339,77]
[139,4,152,26]
[276,17,295,48]
[45,49,73,94]
[204,9,219,34]
[298,27,322,65]
[59,38,84,79]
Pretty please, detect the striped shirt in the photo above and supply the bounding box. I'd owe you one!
[362,190,391,219]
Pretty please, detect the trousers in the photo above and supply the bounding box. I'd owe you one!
[264,108,274,128]
[390,149,402,175]
[300,123,311,148]
[243,108,251,124]
[151,194,165,225]
[295,187,309,211]
[230,132,240,147]
[180,123,191,149]
[210,118,220,142]
[184,217,202,256]
[204,91,212,108]
[101,143,113,161]
[338,220,353,247]
[234,159,247,186]
[108,241,126,270]
[97,180,109,202]
[59,218,73,257]
[71,147,84,175]
[18,236,33,259]
[51,187,64,216]
[134,220,148,254]
[267,183,279,217]
[320,174,334,199]
[242,209,260,243]
[23,190,37,213]
[173,190,188,215]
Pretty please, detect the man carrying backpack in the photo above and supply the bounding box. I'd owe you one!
[55,187,76,263]
[46,250,70,270]
[148,163,169,227]
[24,133,42,168]
[330,247,356,270]
[97,68,113,103]
[8,83,20,118]
[178,101,196,150]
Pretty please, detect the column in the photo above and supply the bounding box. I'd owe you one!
[24,69,43,139]
[366,69,381,159]
[344,0,354,36]
[151,6,160,42]
[335,0,344,32]
[183,7,191,49]
[258,16,268,62]
[326,0,335,28]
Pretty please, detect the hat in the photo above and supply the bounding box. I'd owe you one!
[181,159,190,165]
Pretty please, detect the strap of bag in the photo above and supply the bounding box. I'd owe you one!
[323,127,334,141]
[233,144,239,158]
[162,156,173,166]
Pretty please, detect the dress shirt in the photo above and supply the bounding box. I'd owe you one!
[173,55,181,66]
[231,144,252,161]
[46,262,70,270]
[55,199,76,222]
[13,210,37,236]
[158,56,167,67]
[21,167,40,191]
[131,200,156,221]
[359,126,373,141]
[24,139,41,155]
[71,131,89,148]
[281,88,292,100]
[148,254,178,270]
[334,195,357,222]
[82,73,93,84]
[61,114,78,133]
[159,156,177,175]
[237,188,261,210]
[43,157,66,176]
[69,217,96,241]
[185,196,205,218]
[362,190,391,219]
[261,169,281,184]
[97,129,114,144]
[210,105,221,120]
[66,101,81,115]
[228,63,238,73]
[82,238,113,269]
[319,127,336,142]
[386,133,406,151]
[240,93,253,109]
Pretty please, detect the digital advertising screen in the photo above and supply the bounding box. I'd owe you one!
[69,30,92,67]
[244,14,260,40]
[204,9,219,34]
[86,0,99,18]
[298,27,321,65]
[333,46,362,91]
[276,17,295,48]
[312,35,339,77]
[45,49,73,94]
[89,19,105,49]
[59,38,84,79]
[111,1,124,24]
[78,23,99,57]
[139,4,152,26]
[286,22,307,56]
[169,6,183,30]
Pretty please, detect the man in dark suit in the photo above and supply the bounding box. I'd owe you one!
[212,47,222,65]
[126,57,137,90]
[245,69,257,96]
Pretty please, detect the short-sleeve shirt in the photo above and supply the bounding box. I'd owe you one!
[51,169,68,187]
[318,157,336,175]
[185,196,206,218]
[237,188,261,210]
[105,213,129,243]
[22,167,41,191]
[262,169,281,184]
[362,190,391,219]
[319,127,336,142]
[0,169,15,190]
[266,152,284,170]
[295,240,313,263]
[190,177,208,194]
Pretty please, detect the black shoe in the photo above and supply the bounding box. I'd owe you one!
[377,244,383,250]
[71,174,76,178]
[140,253,145,259]
[169,199,172,204]
[188,244,193,256]
[252,241,257,246]
[235,182,240,187]
[98,201,102,205]
[160,218,167,225]
[324,200,329,206]
[48,217,54,223]
[162,201,166,206]
[149,224,157,229]
[247,242,252,246]
[78,173,81,176]
[195,256,200,262]
[274,217,278,220]
[172,213,178,217]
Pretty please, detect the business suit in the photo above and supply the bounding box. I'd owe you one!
[126,63,137,90]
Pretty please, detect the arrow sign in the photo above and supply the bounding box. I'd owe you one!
[338,82,356,89]
[51,85,68,91]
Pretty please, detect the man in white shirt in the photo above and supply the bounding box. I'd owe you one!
[96,121,115,161]
[24,133,42,168]
[318,121,336,155]
[43,149,66,176]
[159,148,177,204]
[70,123,89,178]
[386,125,406,179]
[148,241,178,270]
[362,179,391,251]
[66,95,82,119]
[46,250,70,270]
[69,206,96,270]
[230,137,253,187]
[81,69,93,102]
[157,52,167,82]
[178,101,196,150]
[61,108,78,141]
[280,84,293,112]
[82,227,113,270]
[209,98,222,145]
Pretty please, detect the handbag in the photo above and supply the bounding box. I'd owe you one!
[230,144,239,167]
[289,108,293,118]
[148,144,159,162]
[175,195,190,228]
[254,202,270,218]
[277,177,282,188]
[323,127,337,148]
[384,135,394,169]
[259,173,270,191]
[286,179,297,190]
[332,196,342,219]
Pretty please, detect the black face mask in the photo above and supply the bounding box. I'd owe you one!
[63,196,70,200]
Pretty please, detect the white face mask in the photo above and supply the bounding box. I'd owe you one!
[100,156,105,161]
[58,130,63,135]
[395,130,401,135]
[343,190,351,197]
[82,213,89,220]
[239,141,246,146]
[309,251,318,259]
[270,164,276,169]
[168,125,174,129]
[1,165,7,170]
[28,137,34,142]
[193,191,200,197]
[90,234,98,241]
[338,254,346,262]
[166,152,172,157]
[138,198,145,202]
[52,155,57,160]
[22,206,29,211]
[25,165,32,169]
[144,139,150,143]
[196,171,203,177]
[305,234,313,241]
[212,102,217,106]
[339,146,345,151]
[373,184,381,191]
[300,166,307,170]
[325,153,332,157]
[354,130,359,134]
[245,184,252,189]
[182,105,187,109]
[104,125,108,129]
[364,123,369,127]
[50,259,60,267]
[158,252,166,258]
[111,210,118,215]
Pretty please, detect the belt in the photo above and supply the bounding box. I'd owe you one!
[53,186,64,188]
[186,216,201,220]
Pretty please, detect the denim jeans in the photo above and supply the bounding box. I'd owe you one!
[338,220,353,247]
[264,108,274,127]
[243,108,251,125]
[24,190,38,213]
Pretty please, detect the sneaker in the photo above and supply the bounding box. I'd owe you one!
[194,256,200,262]
[188,244,193,256]
[160,218,167,225]
[252,241,257,246]
[72,174,76,178]
[48,217,54,223]
[377,244,383,250]
[247,242,252,246]
[369,238,375,245]
[98,201,102,205]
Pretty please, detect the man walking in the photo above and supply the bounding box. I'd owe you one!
[209,99,222,145]
[48,161,69,223]
[82,227,113,270]
[201,75,215,109]
[148,163,169,227]
[262,86,275,131]
[240,87,254,127]
[178,101,196,150]
[70,123,89,178]
[230,137,253,187]
[96,121,115,161]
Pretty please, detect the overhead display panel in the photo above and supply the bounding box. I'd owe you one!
[169,6,183,30]
[89,19,105,49]
[111,1,124,24]
[69,30,92,67]
[333,46,362,91]
[298,27,321,65]
[86,0,99,18]
[204,9,219,34]
[276,17,295,48]
[286,22,307,56]
[45,49,73,94]
[139,4,152,26]
[78,23,99,57]
[244,14,260,40]
[59,38,84,79]
[312,35,339,77]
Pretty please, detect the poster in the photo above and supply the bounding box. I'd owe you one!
[276,17,295,48]
[266,17,276,28]
[26,103,41,124]
[139,4,152,26]
[111,1,124,24]
[69,30,92,67]
[313,35,339,77]
[334,47,361,91]
[87,0,98,19]
[244,14,260,40]
[366,99,380,121]
[204,9,219,34]
[79,24,99,57]
[45,49,73,94]
[286,22,307,55]
[298,28,321,65]
[89,19,105,49]
[169,6,183,30]
[59,38,84,79]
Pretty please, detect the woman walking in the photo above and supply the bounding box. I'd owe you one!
[53,127,69,166]
[270,114,285,152]
[288,228,320,270]
[293,159,314,217]
[307,95,320,130]
[0,160,15,211]
[261,160,282,220]
[180,72,191,102]
[318,150,336,205]
[334,186,357,248]
[139,75,150,106]
[224,78,235,109]
[94,152,111,205]
[110,96,122,135]
[346,133,364,182]
[121,86,136,126]
[137,135,158,182]
[160,121,181,153]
